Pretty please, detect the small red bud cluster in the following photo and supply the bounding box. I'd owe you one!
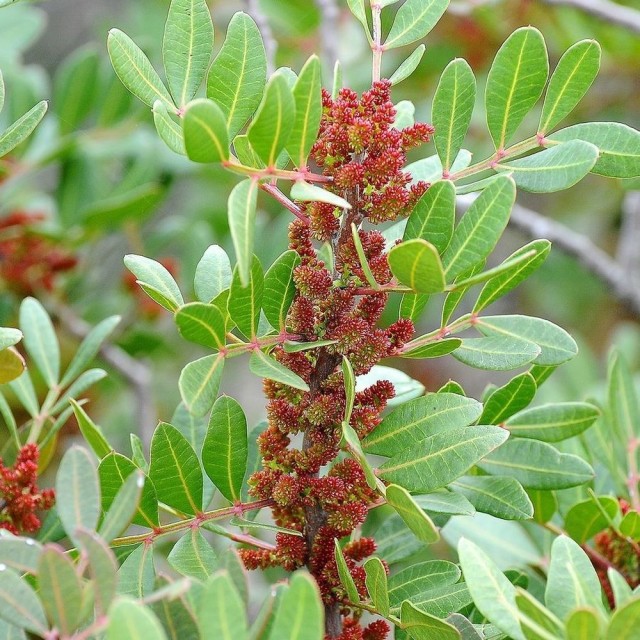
[0,212,77,296]
[0,444,55,534]
[242,81,435,638]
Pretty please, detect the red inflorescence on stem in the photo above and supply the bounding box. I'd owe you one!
[241,81,434,638]
[0,212,77,296]
[0,444,55,534]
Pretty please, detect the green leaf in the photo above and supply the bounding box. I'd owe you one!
[0,100,47,157]
[56,446,100,540]
[413,490,475,516]
[0,537,42,574]
[107,598,168,640]
[545,536,605,620]
[99,471,145,543]
[207,12,267,139]
[0,70,4,114]
[515,588,565,640]
[384,0,449,49]
[607,349,640,441]
[606,597,640,639]
[228,178,258,287]
[452,336,541,371]
[107,29,174,110]
[247,74,295,166]
[399,600,461,640]
[290,180,351,209]
[480,372,537,424]
[342,357,355,425]
[163,0,213,106]
[263,251,300,330]
[341,422,378,490]
[124,254,184,312]
[269,572,324,640]
[334,541,360,603]
[284,339,338,353]
[550,122,640,178]
[399,292,430,323]
[379,426,508,492]
[485,27,548,149]
[474,240,551,313]
[363,392,482,456]
[168,529,217,580]
[458,538,524,640]
[183,98,229,163]
[197,571,246,638]
[406,150,472,184]
[53,46,100,135]
[149,423,203,515]
[620,511,640,541]
[433,59,476,172]
[403,180,455,254]
[475,315,578,366]
[19,297,59,387]
[478,439,594,489]
[195,245,232,303]
[153,100,185,154]
[61,315,120,387]
[451,476,533,520]
[75,528,119,615]
[564,496,620,543]
[364,557,389,617]
[386,484,440,544]
[400,338,462,359]
[0,328,21,351]
[539,40,601,134]
[117,545,156,598]
[98,453,158,528]
[443,175,516,280]
[175,302,227,349]
[38,545,83,636]
[499,140,598,192]
[0,567,48,635]
[179,354,225,416]
[229,256,264,339]
[388,560,460,607]
[0,348,24,384]
[566,608,602,640]
[505,402,600,442]
[389,239,446,293]
[287,55,322,168]
[390,44,426,86]
[249,350,310,391]
[607,568,633,608]
[8,371,38,418]
[346,0,370,39]
[202,396,247,503]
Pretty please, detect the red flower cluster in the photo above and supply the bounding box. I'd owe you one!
[0,212,77,296]
[241,81,435,638]
[0,444,55,534]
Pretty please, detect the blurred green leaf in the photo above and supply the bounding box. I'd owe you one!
[107,29,175,110]
[450,476,533,520]
[263,250,300,330]
[379,426,508,492]
[38,545,83,637]
[499,140,598,192]
[607,349,640,441]
[0,100,47,158]
[0,537,42,574]
[183,98,229,163]
[19,297,59,387]
[515,588,565,640]
[390,44,426,86]
[56,446,100,541]
[478,439,594,489]
[195,245,232,304]
[117,544,156,598]
[203,396,247,503]
[179,354,225,416]
[564,496,619,543]
[99,470,145,543]
[485,27,548,149]
[149,423,203,515]
[384,0,449,50]
[107,598,167,640]
[346,0,370,39]
[539,40,601,135]
[442,176,515,280]
[168,529,217,580]
[363,392,481,456]
[207,12,266,139]
[0,348,24,384]
[197,571,246,638]
[124,255,184,312]
[247,74,295,166]
[606,596,640,639]
[0,567,48,635]
[620,511,640,541]
[75,528,118,615]
[71,399,112,459]
[550,122,640,178]
[153,100,186,154]
[269,572,324,640]
[228,178,258,287]
[433,59,476,172]
[249,350,309,391]
[163,0,213,106]
[566,608,602,640]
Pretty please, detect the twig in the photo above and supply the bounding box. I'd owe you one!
[245,0,277,75]
[314,0,340,73]
[540,0,640,34]
[260,183,311,225]
[371,2,383,84]
[457,194,640,317]
[47,301,157,446]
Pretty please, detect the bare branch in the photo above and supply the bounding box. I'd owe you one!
[314,0,340,72]
[540,0,640,34]
[245,0,277,75]
[457,194,640,316]
[48,301,157,446]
